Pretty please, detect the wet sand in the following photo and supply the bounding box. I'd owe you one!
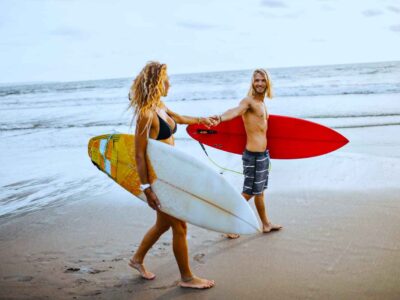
[1,184,399,299]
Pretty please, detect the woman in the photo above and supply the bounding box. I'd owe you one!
[128,61,215,289]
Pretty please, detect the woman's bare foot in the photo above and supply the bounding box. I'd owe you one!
[225,233,240,239]
[262,223,283,233]
[178,276,215,289]
[129,258,156,280]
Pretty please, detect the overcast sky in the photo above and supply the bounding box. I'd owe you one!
[0,0,399,83]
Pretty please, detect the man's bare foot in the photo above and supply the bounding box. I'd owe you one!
[225,233,240,239]
[262,223,283,233]
[178,276,215,289]
[129,258,156,280]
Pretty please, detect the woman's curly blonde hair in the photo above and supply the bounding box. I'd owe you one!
[128,61,168,130]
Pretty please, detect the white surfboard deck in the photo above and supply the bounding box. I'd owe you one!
[139,139,260,235]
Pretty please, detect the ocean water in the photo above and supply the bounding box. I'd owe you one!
[1,61,400,219]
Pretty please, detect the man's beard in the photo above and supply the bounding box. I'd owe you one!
[253,86,266,96]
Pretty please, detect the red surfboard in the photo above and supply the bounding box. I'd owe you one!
[187,115,349,159]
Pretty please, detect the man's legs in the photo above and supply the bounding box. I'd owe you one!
[254,192,268,225]
[227,192,282,238]
[254,192,282,233]
[242,193,252,201]
[226,193,253,239]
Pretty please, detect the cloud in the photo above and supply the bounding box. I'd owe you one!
[310,38,326,43]
[321,4,335,12]
[389,24,400,32]
[362,9,383,17]
[282,12,302,19]
[387,6,400,14]
[177,21,217,30]
[260,0,286,8]
[50,27,89,39]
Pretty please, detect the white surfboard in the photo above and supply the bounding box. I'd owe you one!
[88,134,260,234]
[145,139,260,234]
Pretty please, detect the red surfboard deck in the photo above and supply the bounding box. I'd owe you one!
[187,115,349,159]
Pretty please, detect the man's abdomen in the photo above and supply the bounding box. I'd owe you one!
[245,131,267,152]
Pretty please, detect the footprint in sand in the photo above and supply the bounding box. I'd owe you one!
[64,266,106,274]
[64,267,80,273]
[150,282,177,290]
[83,290,102,296]
[3,275,33,282]
[193,253,206,264]
[74,278,90,285]
[111,257,123,262]
[34,256,59,262]
[41,251,65,255]
[84,267,106,274]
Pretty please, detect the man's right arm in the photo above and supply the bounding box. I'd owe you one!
[214,98,250,123]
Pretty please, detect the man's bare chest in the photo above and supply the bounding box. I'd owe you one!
[249,103,267,119]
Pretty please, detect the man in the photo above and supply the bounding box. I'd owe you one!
[211,69,282,238]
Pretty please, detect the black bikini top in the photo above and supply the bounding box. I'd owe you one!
[156,113,177,140]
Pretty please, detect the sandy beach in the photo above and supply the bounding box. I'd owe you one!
[1,62,400,299]
[1,121,400,299]
[1,185,399,299]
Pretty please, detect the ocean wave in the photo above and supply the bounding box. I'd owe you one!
[2,112,400,131]
[0,78,131,98]
[1,99,124,110]
[307,113,400,119]
[274,84,400,98]
[0,176,111,220]
[334,122,400,129]
[1,61,399,100]
[0,122,128,131]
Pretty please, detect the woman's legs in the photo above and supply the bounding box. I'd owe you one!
[168,216,215,289]
[169,217,191,279]
[131,211,214,288]
[130,211,171,279]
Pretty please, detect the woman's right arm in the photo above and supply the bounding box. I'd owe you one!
[135,111,161,210]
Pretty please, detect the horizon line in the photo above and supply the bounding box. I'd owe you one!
[1,59,398,87]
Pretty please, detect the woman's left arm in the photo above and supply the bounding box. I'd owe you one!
[166,107,214,127]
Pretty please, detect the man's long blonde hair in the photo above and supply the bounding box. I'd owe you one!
[247,68,273,99]
[128,61,168,130]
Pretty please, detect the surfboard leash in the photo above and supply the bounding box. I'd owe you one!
[197,142,272,175]
[197,142,243,175]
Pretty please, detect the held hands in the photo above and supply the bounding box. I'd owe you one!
[210,115,222,126]
[198,116,223,127]
[144,188,161,211]
[198,116,217,128]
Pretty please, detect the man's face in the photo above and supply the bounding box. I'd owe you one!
[252,73,267,95]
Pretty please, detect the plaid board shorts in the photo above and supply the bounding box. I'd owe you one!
[242,149,270,195]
